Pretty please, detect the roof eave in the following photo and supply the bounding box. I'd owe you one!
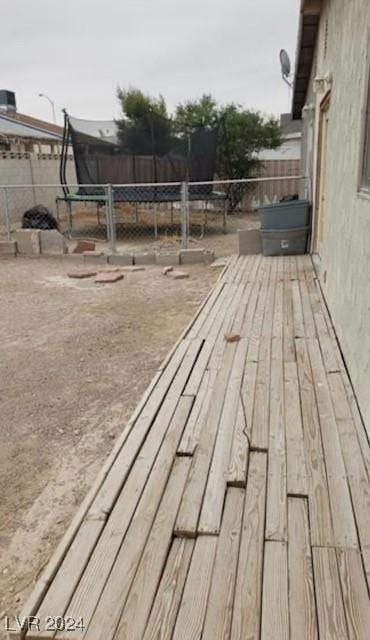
[292,0,322,120]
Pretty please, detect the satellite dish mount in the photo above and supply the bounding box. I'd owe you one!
[280,49,293,88]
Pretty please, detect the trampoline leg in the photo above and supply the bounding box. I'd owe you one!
[68,202,72,231]
[171,202,174,225]
[223,200,228,234]
[154,205,158,240]
[135,202,139,223]
[97,204,101,226]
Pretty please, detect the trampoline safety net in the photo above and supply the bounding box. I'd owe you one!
[61,112,220,202]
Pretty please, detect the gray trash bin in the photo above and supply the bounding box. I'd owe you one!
[259,199,310,229]
[261,226,310,256]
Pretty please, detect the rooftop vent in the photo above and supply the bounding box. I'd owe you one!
[0,90,17,113]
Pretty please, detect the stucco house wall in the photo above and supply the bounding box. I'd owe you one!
[303,0,370,434]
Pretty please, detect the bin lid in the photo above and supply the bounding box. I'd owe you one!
[258,199,309,211]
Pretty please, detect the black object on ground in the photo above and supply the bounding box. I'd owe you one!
[22,205,59,230]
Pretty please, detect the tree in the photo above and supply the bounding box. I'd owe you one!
[174,95,281,211]
[116,87,172,155]
[218,105,281,211]
[173,94,219,134]
[116,89,282,211]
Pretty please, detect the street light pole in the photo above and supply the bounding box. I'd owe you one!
[38,93,56,124]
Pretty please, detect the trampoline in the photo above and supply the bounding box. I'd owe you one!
[57,110,228,234]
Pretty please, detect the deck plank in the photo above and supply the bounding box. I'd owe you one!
[174,340,240,537]
[113,459,192,640]
[202,488,244,640]
[143,539,195,640]
[287,498,318,640]
[251,338,271,450]
[260,541,289,640]
[337,549,370,640]
[266,338,287,541]
[285,361,309,495]
[308,339,358,548]
[295,338,334,546]
[172,536,218,640]
[79,457,191,640]
[230,452,267,640]
[198,339,248,534]
[292,279,305,338]
[312,547,349,640]
[283,277,296,363]
[57,395,195,639]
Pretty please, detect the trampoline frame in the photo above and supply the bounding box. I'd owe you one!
[57,111,229,235]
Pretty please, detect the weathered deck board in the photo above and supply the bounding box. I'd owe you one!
[261,541,289,640]
[198,339,248,534]
[287,498,318,640]
[55,394,195,639]
[312,547,348,640]
[230,452,267,640]
[17,254,370,640]
[337,549,370,639]
[172,536,217,640]
[266,338,287,541]
[80,457,191,640]
[174,340,239,537]
[202,488,244,640]
[308,339,358,548]
[284,361,309,495]
[295,338,334,546]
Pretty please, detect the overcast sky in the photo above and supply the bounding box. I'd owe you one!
[2,0,300,125]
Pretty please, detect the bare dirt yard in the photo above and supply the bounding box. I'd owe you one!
[0,250,231,634]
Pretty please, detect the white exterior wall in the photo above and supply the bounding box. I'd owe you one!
[259,135,302,161]
[306,0,370,434]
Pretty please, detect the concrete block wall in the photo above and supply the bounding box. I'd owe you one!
[0,153,76,231]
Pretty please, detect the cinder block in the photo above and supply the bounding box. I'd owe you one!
[155,252,180,266]
[83,251,107,265]
[40,230,67,255]
[0,240,17,256]
[12,229,40,255]
[63,254,84,263]
[180,248,205,265]
[203,250,215,264]
[72,240,96,254]
[238,228,262,255]
[108,253,134,266]
[211,257,228,269]
[134,252,156,265]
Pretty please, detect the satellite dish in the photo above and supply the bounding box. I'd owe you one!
[280,49,291,77]
[280,49,292,87]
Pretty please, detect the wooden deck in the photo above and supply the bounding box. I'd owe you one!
[14,255,369,640]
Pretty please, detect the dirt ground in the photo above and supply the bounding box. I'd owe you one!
[0,246,235,633]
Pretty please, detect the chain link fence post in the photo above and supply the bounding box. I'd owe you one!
[3,187,11,240]
[181,181,189,249]
[107,184,117,253]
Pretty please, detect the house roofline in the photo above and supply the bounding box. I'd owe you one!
[292,0,322,119]
[0,110,63,139]
[0,111,61,141]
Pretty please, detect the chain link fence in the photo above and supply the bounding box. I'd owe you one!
[0,176,309,253]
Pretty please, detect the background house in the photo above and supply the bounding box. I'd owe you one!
[0,91,76,222]
[292,0,370,435]
[242,113,303,211]
[0,90,62,154]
